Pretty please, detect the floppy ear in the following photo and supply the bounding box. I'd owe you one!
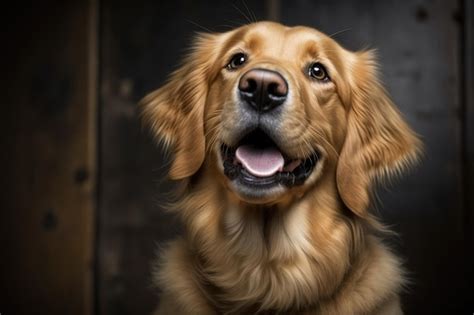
[336,51,422,217]
[140,34,219,180]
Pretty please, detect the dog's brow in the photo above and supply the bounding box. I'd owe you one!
[303,41,321,58]
[246,34,263,50]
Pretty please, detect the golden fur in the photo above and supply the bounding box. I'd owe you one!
[141,22,421,315]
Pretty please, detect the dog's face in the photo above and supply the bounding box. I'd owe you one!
[207,23,349,203]
[142,22,420,215]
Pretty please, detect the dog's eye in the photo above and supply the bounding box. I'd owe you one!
[227,53,247,70]
[308,62,329,81]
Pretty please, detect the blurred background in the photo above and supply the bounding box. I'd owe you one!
[1,0,473,314]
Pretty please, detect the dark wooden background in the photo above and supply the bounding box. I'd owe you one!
[1,0,473,314]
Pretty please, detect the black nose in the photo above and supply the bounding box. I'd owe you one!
[238,69,288,112]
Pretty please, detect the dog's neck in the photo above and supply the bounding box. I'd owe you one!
[176,171,358,311]
[166,164,403,314]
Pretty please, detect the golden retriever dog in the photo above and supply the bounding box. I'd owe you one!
[141,21,421,315]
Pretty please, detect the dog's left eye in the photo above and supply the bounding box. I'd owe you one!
[227,53,247,70]
[308,62,329,81]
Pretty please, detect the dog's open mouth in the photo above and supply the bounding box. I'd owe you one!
[221,129,319,187]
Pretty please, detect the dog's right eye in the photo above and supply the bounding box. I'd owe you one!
[308,62,330,81]
[227,53,247,70]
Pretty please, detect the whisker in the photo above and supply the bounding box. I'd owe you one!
[307,125,339,159]
[185,19,213,33]
[218,24,241,30]
[329,28,352,38]
[223,19,247,28]
[241,0,258,23]
[232,3,253,24]
[204,123,222,141]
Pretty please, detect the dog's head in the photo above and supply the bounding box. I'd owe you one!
[141,22,421,216]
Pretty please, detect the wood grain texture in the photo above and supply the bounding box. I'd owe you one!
[1,1,470,314]
[463,0,474,308]
[0,1,97,315]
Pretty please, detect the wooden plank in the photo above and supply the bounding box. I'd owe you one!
[369,2,466,312]
[279,0,467,313]
[463,0,474,307]
[0,1,97,314]
[98,1,266,314]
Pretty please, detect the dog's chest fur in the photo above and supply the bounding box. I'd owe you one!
[205,203,326,312]
[160,185,400,314]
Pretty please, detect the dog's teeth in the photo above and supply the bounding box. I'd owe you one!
[283,159,302,172]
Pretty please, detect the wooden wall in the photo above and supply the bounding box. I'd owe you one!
[463,0,474,309]
[1,0,473,314]
[1,1,97,314]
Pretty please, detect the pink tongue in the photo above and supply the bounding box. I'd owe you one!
[235,145,284,177]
